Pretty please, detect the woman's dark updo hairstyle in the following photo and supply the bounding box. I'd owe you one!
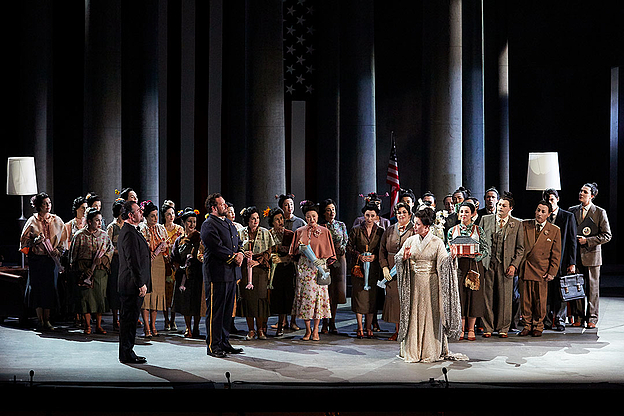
[321,198,337,214]
[119,188,134,200]
[459,200,477,214]
[112,199,125,218]
[267,207,285,227]
[300,200,319,215]
[399,188,416,203]
[85,192,101,207]
[161,200,176,217]
[413,206,436,226]
[583,182,599,197]
[31,192,50,211]
[361,201,380,214]
[71,196,87,217]
[179,207,197,223]
[86,207,101,223]
[241,206,259,225]
[277,193,296,210]
[453,186,471,199]
[142,201,159,217]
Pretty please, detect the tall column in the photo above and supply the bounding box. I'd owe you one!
[84,0,122,221]
[179,0,195,209]
[484,0,509,193]
[423,0,463,201]
[462,0,485,200]
[206,0,224,197]
[247,0,286,213]
[315,0,341,204]
[121,0,160,207]
[19,1,53,196]
[339,0,376,224]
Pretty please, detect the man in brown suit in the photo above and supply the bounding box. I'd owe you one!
[518,200,561,337]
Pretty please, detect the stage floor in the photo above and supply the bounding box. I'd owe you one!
[2,296,623,414]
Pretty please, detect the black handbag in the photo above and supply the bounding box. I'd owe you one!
[559,273,585,301]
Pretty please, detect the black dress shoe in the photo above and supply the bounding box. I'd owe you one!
[120,356,147,364]
[223,345,244,354]
[207,350,228,358]
[553,324,565,332]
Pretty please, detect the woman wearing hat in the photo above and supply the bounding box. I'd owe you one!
[171,207,205,338]
[289,200,336,341]
[347,202,384,339]
[139,200,169,337]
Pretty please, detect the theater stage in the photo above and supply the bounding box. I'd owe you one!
[1,296,623,415]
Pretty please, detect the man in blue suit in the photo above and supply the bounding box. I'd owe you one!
[542,189,577,331]
[201,193,245,357]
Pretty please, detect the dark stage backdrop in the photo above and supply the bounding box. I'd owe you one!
[1,1,622,271]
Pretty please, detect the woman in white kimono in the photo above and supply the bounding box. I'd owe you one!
[395,206,466,363]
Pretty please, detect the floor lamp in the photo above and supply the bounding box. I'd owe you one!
[6,157,38,268]
[526,152,561,192]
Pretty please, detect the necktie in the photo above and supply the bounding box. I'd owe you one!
[548,213,555,224]
[535,222,542,242]
[581,207,587,221]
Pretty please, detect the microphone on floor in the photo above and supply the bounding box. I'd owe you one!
[442,367,449,388]
[225,371,231,389]
[29,370,34,388]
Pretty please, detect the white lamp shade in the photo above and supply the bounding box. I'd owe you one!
[526,152,561,191]
[6,157,38,196]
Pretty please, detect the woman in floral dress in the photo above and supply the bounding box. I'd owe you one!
[289,200,336,341]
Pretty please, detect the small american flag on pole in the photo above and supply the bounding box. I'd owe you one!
[386,132,400,214]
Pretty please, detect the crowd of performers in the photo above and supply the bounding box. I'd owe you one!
[19,181,611,363]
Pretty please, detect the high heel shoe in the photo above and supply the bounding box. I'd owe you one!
[356,329,364,339]
[467,330,476,341]
[144,328,152,338]
[366,329,374,339]
[388,331,398,341]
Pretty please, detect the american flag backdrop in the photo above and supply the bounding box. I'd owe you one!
[283,0,317,101]
[283,0,318,202]
[386,132,401,214]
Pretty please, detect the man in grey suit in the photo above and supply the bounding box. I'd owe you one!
[568,183,611,329]
[481,192,525,338]
[542,188,577,331]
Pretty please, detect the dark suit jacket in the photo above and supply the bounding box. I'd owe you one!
[519,220,561,281]
[568,203,611,267]
[551,208,577,272]
[475,207,495,225]
[201,214,242,283]
[117,223,152,296]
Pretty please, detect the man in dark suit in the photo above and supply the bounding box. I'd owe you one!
[568,182,611,329]
[542,188,577,331]
[475,187,499,225]
[201,193,245,358]
[117,200,151,364]
[518,200,561,337]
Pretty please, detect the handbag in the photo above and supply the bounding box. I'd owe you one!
[559,273,585,301]
[464,269,480,291]
[351,264,363,278]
